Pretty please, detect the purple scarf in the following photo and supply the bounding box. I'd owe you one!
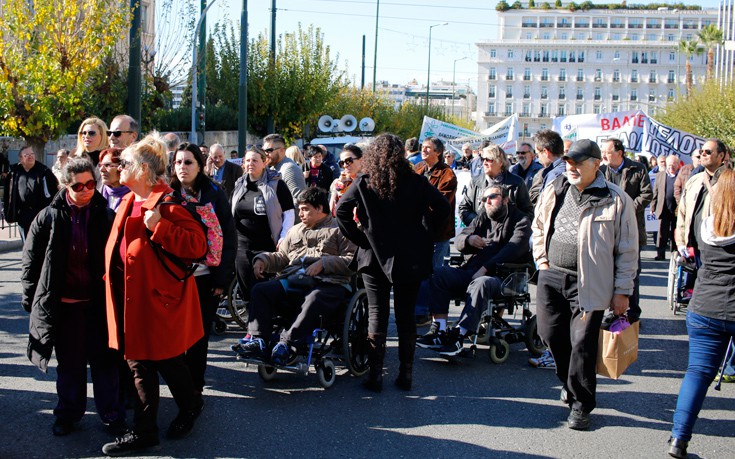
[101,184,130,211]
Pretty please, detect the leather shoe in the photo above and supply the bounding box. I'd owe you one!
[668,437,688,459]
[52,418,74,436]
[654,255,666,261]
[567,409,590,430]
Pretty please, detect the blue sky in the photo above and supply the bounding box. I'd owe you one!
[206,0,724,92]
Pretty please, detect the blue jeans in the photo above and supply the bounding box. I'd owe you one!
[415,241,451,317]
[671,311,735,441]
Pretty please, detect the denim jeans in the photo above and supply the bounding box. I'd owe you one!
[671,311,735,441]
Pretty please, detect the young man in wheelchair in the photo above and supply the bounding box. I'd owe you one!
[233,187,356,365]
[416,185,533,356]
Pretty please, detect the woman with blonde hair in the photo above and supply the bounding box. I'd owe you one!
[668,169,735,458]
[101,133,207,456]
[73,117,109,166]
[285,145,307,172]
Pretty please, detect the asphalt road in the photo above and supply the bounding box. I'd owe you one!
[0,246,733,459]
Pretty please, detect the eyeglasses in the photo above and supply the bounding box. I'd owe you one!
[109,130,134,137]
[118,159,132,169]
[338,157,356,167]
[263,146,282,154]
[517,150,531,155]
[20,151,35,157]
[98,162,117,169]
[70,179,96,192]
[699,149,715,156]
[175,159,195,166]
[482,157,495,163]
[482,193,501,202]
[693,155,701,160]
[81,131,97,137]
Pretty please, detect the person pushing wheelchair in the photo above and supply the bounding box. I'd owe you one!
[233,187,356,365]
[416,184,533,356]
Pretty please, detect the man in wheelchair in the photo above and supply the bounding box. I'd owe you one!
[417,185,532,356]
[234,187,356,365]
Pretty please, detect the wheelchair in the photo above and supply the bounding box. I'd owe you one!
[214,276,248,334]
[231,279,370,389]
[444,258,545,363]
[667,251,700,315]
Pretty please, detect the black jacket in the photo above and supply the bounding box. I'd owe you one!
[175,181,237,290]
[336,173,451,283]
[600,157,653,247]
[455,204,532,273]
[216,161,244,202]
[22,190,114,372]
[3,162,58,230]
[458,170,533,225]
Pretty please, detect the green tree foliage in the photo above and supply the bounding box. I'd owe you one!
[0,0,129,154]
[84,55,129,129]
[697,24,724,81]
[658,81,735,147]
[555,0,562,7]
[528,0,536,8]
[496,1,511,11]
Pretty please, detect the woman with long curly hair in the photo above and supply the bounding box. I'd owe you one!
[336,133,450,392]
[668,169,735,459]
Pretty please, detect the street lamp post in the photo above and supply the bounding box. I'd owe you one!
[190,0,219,144]
[425,22,448,106]
[452,56,468,117]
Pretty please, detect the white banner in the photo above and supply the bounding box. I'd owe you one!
[419,115,519,156]
[552,110,705,164]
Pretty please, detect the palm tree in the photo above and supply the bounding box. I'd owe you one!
[697,24,725,81]
[679,39,703,97]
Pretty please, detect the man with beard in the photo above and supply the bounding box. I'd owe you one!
[262,133,306,204]
[416,185,532,356]
[509,142,543,190]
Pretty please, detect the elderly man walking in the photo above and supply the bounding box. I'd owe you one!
[532,139,639,430]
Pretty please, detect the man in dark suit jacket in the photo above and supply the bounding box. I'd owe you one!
[206,143,242,202]
[650,154,681,260]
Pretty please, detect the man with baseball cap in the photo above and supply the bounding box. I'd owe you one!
[532,138,639,430]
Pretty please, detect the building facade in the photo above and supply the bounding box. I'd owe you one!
[476,6,716,134]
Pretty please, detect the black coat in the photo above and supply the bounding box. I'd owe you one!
[217,161,244,202]
[458,170,533,226]
[3,162,58,231]
[22,190,114,372]
[336,173,451,283]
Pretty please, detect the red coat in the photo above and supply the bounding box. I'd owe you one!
[104,183,208,360]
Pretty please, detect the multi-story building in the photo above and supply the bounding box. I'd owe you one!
[718,0,735,85]
[476,5,716,134]
[370,80,476,120]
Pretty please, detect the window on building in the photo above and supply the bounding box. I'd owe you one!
[559,68,567,81]
[649,89,657,102]
[612,104,619,112]
[668,88,675,100]
[552,50,558,62]
[631,89,638,101]
[613,69,620,82]
[534,50,541,62]
[649,70,657,83]
[506,68,514,80]
[577,69,584,82]
[594,105,602,114]
[489,68,496,80]
[541,86,548,99]
[543,33,550,40]
[507,49,514,58]
[558,104,566,116]
[524,68,531,81]
[561,50,567,62]
[561,32,568,40]
[614,50,620,60]
[667,34,675,41]
[631,70,638,82]
[487,103,496,116]
[629,18,642,29]
[594,87,601,100]
[490,49,497,58]
[668,70,675,83]
[596,50,603,60]
[576,104,583,115]
[631,51,639,64]
[670,51,676,62]
[489,85,496,98]
[506,85,513,98]
[631,34,640,41]
[543,50,550,62]
[594,69,602,81]
[612,33,621,40]
[559,87,566,99]
[641,52,648,64]
[611,18,624,29]
[542,68,549,81]
[523,85,531,98]
[577,87,584,100]
[522,103,530,117]
[540,103,548,117]
[505,103,513,116]
[651,52,658,64]
[612,92,619,101]
[570,51,576,63]
[578,51,585,63]
[525,50,532,62]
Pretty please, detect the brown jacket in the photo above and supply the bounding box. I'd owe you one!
[414,161,457,241]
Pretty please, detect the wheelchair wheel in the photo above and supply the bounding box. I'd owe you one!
[257,364,277,381]
[523,316,544,357]
[667,255,677,312]
[212,317,228,336]
[226,278,249,330]
[342,289,369,376]
[489,339,510,364]
[317,359,337,389]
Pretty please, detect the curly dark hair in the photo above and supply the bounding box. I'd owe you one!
[363,133,413,200]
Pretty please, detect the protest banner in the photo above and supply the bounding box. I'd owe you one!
[419,115,519,156]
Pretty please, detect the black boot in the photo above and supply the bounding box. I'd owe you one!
[668,437,688,459]
[395,333,416,391]
[363,333,385,393]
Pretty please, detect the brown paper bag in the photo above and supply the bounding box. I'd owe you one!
[596,321,640,379]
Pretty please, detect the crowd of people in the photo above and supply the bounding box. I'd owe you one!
[2,114,733,458]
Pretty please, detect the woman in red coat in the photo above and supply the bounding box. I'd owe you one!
[101,134,208,457]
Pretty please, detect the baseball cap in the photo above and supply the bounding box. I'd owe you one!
[563,139,602,162]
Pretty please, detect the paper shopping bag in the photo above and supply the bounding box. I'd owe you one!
[596,320,640,379]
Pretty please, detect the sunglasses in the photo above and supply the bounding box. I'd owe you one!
[482,193,501,202]
[175,159,195,166]
[119,159,132,169]
[699,149,715,156]
[110,130,134,137]
[482,157,495,163]
[263,147,281,154]
[338,157,356,167]
[81,130,97,137]
[98,162,117,169]
[70,179,96,192]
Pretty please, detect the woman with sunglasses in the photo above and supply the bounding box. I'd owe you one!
[23,158,126,437]
[329,144,363,215]
[170,142,236,398]
[101,134,208,456]
[231,146,295,296]
[97,148,130,212]
[303,144,334,190]
[336,133,450,393]
[72,117,109,167]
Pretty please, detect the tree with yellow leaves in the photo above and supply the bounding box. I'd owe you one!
[0,0,129,156]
